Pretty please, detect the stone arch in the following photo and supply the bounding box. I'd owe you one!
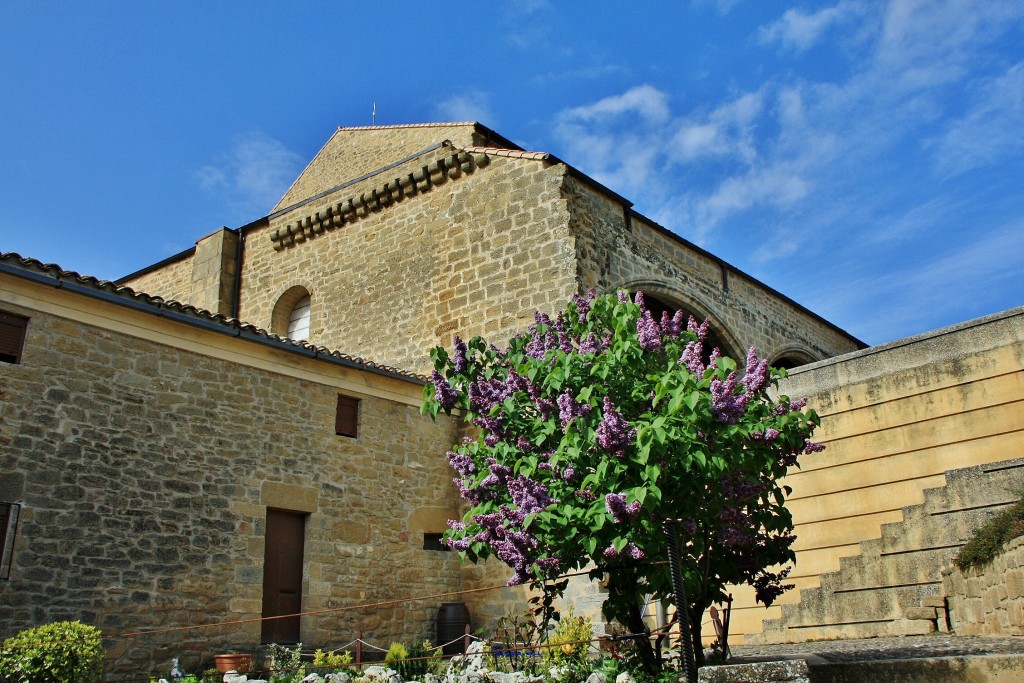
[271,285,313,340]
[616,279,743,360]
[768,345,819,370]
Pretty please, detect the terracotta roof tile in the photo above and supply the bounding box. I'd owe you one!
[0,252,426,383]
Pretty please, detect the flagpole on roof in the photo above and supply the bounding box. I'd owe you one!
[372,102,376,125]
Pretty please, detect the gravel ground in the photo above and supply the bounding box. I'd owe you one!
[730,634,1024,663]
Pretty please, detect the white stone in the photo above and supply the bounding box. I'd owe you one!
[585,673,607,683]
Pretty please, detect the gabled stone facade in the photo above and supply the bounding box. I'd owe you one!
[123,122,864,375]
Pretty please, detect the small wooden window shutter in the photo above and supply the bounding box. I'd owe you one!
[0,312,29,364]
[335,396,360,437]
[0,502,18,580]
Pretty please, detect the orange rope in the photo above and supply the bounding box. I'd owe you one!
[115,562,659,639]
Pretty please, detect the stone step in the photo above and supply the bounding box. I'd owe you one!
[748,456,1024,645]
[752,617,936,645]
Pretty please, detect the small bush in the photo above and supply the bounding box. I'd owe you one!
[312,648,353,672]
[954,497,1024,570]
[542,607,593,671]
[0,620,104,683]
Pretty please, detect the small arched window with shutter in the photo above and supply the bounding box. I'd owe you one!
[287,295,311,341]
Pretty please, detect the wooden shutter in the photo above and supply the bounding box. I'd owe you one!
[335,396,360,437]
[0,503,16,580]
[0,312,29,364]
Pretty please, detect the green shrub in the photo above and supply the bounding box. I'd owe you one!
[542,607,593,671]
[954,497,1024,570]
[0,621,104,683]
[385,641,438,681]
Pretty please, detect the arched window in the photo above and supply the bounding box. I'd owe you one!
[271,286,312,341]
[770,350,817,370]
[640,292,739,360]
[287,295,311,341]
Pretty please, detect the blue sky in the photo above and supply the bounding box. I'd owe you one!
[1,1,1022,346]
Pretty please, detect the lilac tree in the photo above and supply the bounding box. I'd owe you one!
[423,291,822,670]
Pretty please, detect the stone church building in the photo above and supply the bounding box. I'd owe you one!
[2,122,1020,679]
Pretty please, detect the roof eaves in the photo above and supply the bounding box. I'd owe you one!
[0,252,427,383]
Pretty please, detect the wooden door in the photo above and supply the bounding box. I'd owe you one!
[261,509,306,643]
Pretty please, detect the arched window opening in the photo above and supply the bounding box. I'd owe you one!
[640,292,737,361]
[287,295,311,341]
[271,286,312,341]
[771,351,816,370]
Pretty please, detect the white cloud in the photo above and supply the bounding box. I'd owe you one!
[759,1,862,52]
[559,85,670,124]
[197,131,304,218]
[928,61,1024,177]
[433,91,495,125]
[668,91,763,163]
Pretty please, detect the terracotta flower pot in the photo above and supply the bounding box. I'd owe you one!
[214,653,253,673]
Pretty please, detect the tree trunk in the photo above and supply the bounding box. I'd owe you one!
[689,606,705,668]
[625,601,659,674]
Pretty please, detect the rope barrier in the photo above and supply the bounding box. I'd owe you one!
[115,561,668,640]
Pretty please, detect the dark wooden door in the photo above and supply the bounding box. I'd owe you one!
[261,509,305,643]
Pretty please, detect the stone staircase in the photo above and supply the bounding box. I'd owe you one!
[750,457,1024,644]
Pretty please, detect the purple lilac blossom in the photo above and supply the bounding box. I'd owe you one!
[661,310,684,339]
[480,458,513,489]
[557,389,592,428]
[750,428,781,442]
[447,450,476,476]
[603,542,645,560]
[743,347,770,394]
[431,371,457,409]
[803,441,826,454]
[605,493,641,523]
[579,332,605,355]
[571,289,595,323]
[679,339,705,374]
[710,372,750,423]
[535,556,562,578]
[636,310,662,351]
[508,475,556,519]
[452,336,469,373]
[617,290,629,303]
[595,397,635,457]
[561,467,575,482]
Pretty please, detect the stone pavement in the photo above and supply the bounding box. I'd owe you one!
[730,633,1024,663]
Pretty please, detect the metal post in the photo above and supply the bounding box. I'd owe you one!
[663,520,698,683]
[463,623,471,654]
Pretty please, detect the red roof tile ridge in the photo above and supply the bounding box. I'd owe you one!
[336,122,478,132]
[462,146,552,161]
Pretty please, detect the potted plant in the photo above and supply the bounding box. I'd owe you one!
[214,651,253,674]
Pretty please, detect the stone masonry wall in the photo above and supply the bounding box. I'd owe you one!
[565,175,862,362]
[241,149,578,375]
[0,306,464,680]
[943,537,1024,636]
[123,251,195,305]
[274,124,495,212]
